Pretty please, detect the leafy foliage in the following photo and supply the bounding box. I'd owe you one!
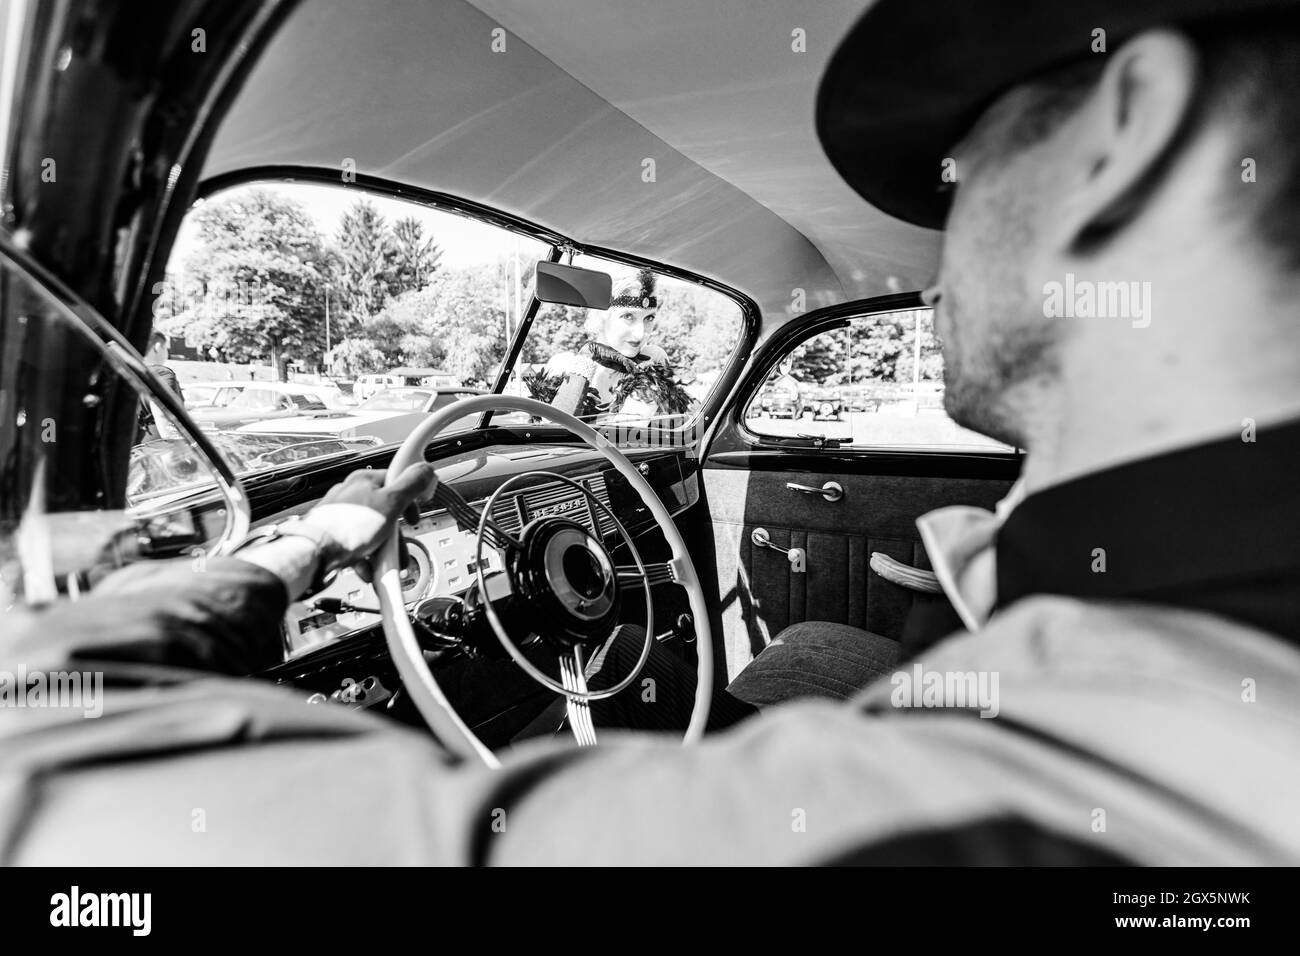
[791,310,942,387]
[332,200,444,336]
[326,338,387,380]
[169,188,330,380]
[165,186,742,392]
[391,216,443,291]
[368,262,510,381]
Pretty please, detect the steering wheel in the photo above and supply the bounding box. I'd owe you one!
[373,394,713,768]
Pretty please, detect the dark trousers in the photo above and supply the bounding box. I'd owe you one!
[585,621,901,733]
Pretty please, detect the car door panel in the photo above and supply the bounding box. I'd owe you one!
[700,466,1014,680]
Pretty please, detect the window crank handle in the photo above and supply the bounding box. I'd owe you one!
[785,480,844,502]
[751,528,807,573]
[750,527,788,554]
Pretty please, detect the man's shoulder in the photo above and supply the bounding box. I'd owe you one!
[922,595,1300,683]
[147,363,183,395]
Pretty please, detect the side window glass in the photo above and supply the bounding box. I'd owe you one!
[745,308,1014,452]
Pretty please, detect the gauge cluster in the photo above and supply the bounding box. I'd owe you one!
[283,509,504,657]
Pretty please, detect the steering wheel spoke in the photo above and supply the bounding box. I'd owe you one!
[558,648,598,747]
[429,480,519,550]
[616,561,676,587]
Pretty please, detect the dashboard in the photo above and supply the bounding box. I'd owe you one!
[272,442,698,660]
[284,508,504,655]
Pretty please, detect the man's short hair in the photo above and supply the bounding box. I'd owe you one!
[148,330,168,353]
[1002,10,1300,267]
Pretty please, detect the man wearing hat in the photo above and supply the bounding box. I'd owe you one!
[7,0,1300,865]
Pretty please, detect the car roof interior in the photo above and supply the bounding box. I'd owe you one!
[201,0,942,336]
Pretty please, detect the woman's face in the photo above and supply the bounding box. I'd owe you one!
[602,307,656,358]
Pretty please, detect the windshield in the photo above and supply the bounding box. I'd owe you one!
[138,180,744,503]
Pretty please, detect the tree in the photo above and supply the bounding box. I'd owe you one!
[523,303,588,364]
[327,338,386,379]
[848,310,942,384]
[795,332,845,384]
[333,199,398,332]
[652,283,741,374]
[171,188,329,380]
[369,262,511,381]
[391,216,442,294]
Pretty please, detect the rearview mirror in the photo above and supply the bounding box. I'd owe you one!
[534,261,612,310]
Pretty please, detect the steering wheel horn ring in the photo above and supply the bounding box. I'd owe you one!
[511,515,619,642]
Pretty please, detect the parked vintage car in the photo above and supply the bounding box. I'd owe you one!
[354,368,461,400]
[755,380,801,418]
[838,384,882,413]
[235,386,488,445]
[800,386,843,421]
[181,380,248,409]
[189,381,332,430]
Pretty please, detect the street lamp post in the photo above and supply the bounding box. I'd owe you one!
[912,309,923,413]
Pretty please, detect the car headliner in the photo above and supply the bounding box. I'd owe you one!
[201,0,941,335]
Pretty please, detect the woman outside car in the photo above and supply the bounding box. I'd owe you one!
[531,270,694,423]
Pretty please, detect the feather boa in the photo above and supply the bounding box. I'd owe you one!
[524,345,693,418]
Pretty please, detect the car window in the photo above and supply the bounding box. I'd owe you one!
[745,308,1014,453]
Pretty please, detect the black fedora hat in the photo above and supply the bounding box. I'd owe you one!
[816,0,1300,229]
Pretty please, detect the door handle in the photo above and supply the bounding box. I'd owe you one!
[785,480,844,503]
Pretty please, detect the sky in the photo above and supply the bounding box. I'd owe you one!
[170,181,550,273]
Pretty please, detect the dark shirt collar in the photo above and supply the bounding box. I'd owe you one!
[995,417,1300,644]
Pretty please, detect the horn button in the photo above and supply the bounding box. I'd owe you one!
[509,518,620,648]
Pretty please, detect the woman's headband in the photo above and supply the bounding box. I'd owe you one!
[609,268,658,310]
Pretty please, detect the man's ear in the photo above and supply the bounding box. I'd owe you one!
[1057,29,1199,249]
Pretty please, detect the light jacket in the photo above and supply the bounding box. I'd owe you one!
[2,557,1296,864]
